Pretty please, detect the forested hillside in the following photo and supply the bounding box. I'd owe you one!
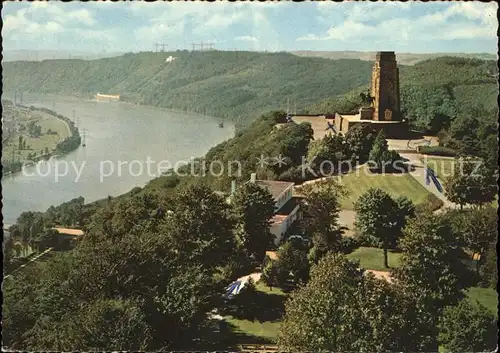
[3,51,372,127]
[4,53,497,132]
[292,51,496,66]
[308,57,498,132]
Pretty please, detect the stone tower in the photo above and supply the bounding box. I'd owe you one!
[370,52,401,121]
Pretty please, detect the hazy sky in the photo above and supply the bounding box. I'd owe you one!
[2,1,497,53]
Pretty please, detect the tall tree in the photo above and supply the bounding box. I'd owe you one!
[445,157,497,209]
[3,227,224,351]
[445,115,479,155]
[231,182,276,263]
[276,240,310,286]
[438,299,497,353]
[300,179,347,262]
[447,206,497,274]
[368,130,403,172]
[344,124,377,163]
[392,213,473,350]
[26,298,153,351]
[307,134,350,175]
[278,253,423,352]
[354,188,414,268]
[162,184,237,269]
[271,122,314,175]
[479,241,498,288]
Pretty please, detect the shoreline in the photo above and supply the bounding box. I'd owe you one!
[2,93,234,181]
[1,103,79,177]
[3,91,232,123]
[2,94,234,179]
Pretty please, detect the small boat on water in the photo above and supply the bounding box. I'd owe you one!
[219,122,224,128]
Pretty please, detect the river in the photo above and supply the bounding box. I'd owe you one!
[1,93,235,225]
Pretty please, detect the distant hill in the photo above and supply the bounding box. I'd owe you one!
[2,50,125,62]
[3,51,497,129]
[2,51,373,126]
[308,56,498,131]
[292,51,497,66]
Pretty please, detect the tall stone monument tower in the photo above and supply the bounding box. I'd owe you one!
[370,52,401,121]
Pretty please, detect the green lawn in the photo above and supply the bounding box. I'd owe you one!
[221,281,287,343]
[338,166,432,210]
[255,281,286,296]
[223,317,281,342]
[347,247,402,271]
[419,157,456,179]
[465,287,498,317]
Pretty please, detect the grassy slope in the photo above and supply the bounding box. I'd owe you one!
[347,247,402,271]
[338,166,432,210]
[465,287,498,317]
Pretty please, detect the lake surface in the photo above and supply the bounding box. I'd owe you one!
[2,93,235,225]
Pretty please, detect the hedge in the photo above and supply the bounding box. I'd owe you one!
[418,146,458,157]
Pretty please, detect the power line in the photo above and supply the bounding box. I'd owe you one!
[154,43,167,52]
[190,42,215,52]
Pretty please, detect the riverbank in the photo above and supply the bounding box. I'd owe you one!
[1,102,80,176]
[2,93,235,225]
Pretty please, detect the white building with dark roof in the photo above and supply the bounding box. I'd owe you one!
[232,173,301,244]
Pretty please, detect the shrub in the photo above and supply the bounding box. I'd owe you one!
[161,175,181,189]
[339,236,361,254]
[129,187,142,195]
[415,194,444,213]
[261,260,279,288]
[479,242,498,289]
[232,279,260,317]
[278,166,307,183]
[418,146,457,157]
[438,299,497,352]
[220,247,254,280]
[354,231,379,248]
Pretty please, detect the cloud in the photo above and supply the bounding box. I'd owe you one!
[3,9,64,36]
[296,34,321,42]
[202,12,246,29]
[298,2,497,44]
[65,9,96,26]
[235,36,259,43]
[2,3,96,38]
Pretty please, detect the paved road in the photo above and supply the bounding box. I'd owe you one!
[339,210,356,237]
[237,272,262,285]
[399,152,458,211]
